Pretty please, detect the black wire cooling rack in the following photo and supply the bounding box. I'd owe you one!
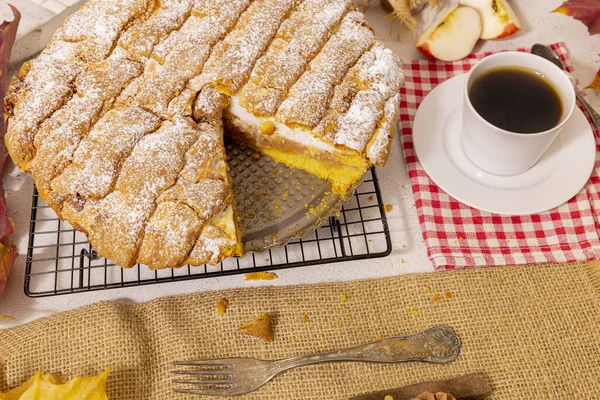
[24,168,391,297]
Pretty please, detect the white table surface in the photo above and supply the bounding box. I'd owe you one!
[0,0,599,326]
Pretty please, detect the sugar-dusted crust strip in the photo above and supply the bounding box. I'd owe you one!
[137,177,231,269]
[202,0,301,96]
[275,11,375,128]
[120,0,252,117]
[116,0,194,62]
[237,0,353,117]
[366,93,400,167]
[51,106,162,208]
[5,0,152,168]
[88,118,199,268]
[29,58,144,211]
[314,43,402,155]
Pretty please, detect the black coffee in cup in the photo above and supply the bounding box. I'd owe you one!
[468,66,564,134]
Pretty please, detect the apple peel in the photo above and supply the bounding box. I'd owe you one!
[0,368,110,400]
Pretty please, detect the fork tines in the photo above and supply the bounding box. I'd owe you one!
[171,362,234,394]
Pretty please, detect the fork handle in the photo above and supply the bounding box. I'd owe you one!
[272,326,460,374]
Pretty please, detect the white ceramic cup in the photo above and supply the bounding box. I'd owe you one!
[461,52,576,176]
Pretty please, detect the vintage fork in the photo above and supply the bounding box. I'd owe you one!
[172,326,460,396]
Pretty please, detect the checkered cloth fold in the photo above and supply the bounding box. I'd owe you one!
[400,43,600,269]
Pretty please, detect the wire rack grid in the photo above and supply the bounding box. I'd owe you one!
[24,168,391,297]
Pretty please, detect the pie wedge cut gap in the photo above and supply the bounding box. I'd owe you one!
[5,0,403,270]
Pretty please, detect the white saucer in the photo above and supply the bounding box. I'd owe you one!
[412,74,596,215]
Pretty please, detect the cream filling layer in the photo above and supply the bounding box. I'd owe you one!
[227,97,337,154]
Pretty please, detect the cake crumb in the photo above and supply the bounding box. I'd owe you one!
[251,152,261,160]
[409,308,420,316]
[301,314,309,323]
[377,335,384,341]
[401,259,406,264]
[384,204,393,212]
[239,313,274,342]
[216,298,229,316]
[432,293,441,302]
[444,291,453,299]
[339,294,347,302]
[368,195,374,201]
[425,287,432,293]
[245,272,278,281]
[265,258,270,263]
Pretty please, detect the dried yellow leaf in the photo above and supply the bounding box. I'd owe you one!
[244,272,278,281]
[0,368,110,400]
[216,298,229,316]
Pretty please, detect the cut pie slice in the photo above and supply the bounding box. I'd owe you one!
[5,0,403,270]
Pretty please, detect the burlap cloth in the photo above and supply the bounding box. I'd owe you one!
[1,262,599,399]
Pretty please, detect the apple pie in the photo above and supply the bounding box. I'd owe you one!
[5,0,403,269]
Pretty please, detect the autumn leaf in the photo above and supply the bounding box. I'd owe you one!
[0,368,110,400]
[0,241,17,303]
[586,68,600,90]
[553,0,600,35]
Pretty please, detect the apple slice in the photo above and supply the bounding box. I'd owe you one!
[416,4,482,62]
[460,0,522,39]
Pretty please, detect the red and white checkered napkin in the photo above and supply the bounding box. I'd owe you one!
[400,43,600,269]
